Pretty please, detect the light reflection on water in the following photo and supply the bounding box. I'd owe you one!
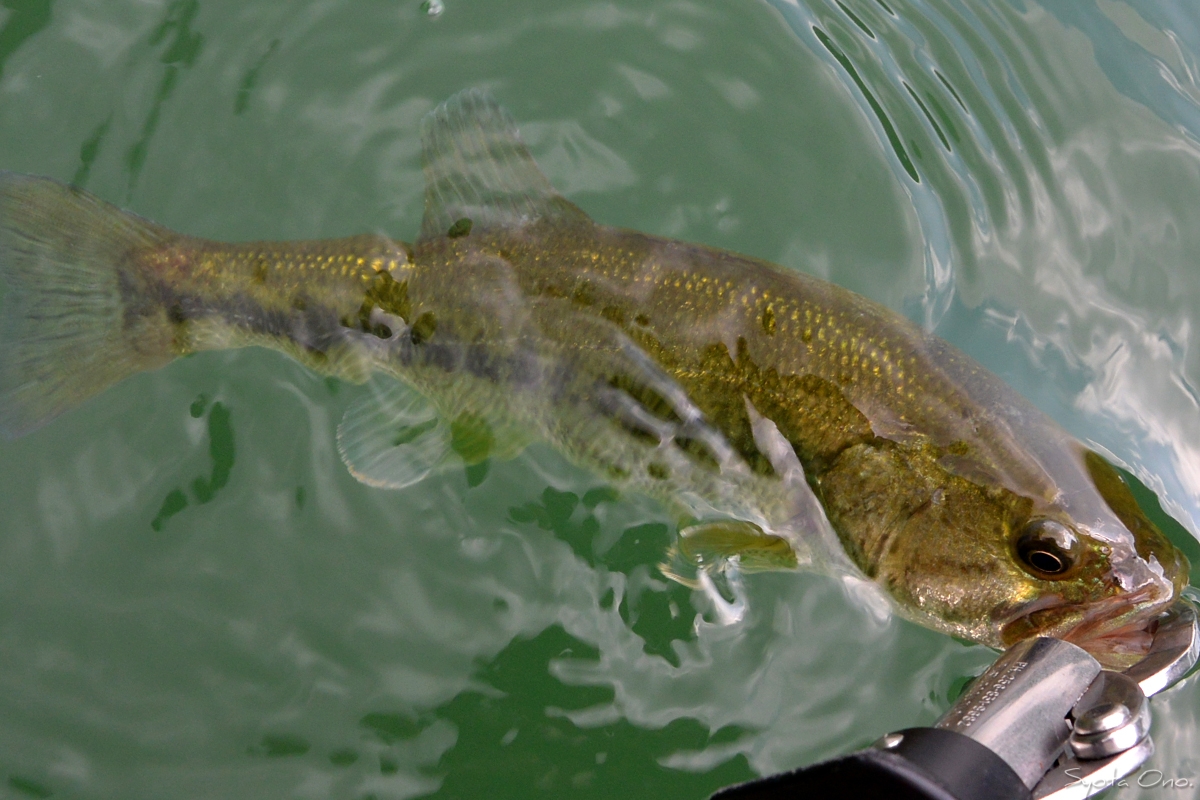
[766,2,1200,794]
[772,0,1200,538]
[0,0,1198,798]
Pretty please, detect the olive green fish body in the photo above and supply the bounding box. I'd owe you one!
[133,233,411,379]
[403,220,1186,651]
[0,90,1187,666]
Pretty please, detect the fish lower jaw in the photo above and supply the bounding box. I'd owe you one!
[1062,622,1157,670]
[1001,586,1174,670]
[1064,597,1177,670]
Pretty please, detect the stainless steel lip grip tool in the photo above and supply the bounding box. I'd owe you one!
[711,598,1199,800]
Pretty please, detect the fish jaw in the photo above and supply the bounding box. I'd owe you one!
[999,552,1187,669]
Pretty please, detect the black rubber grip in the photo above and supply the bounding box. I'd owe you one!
[710,727,1031,800]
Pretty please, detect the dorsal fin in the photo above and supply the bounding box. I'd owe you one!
[418,89,591,242]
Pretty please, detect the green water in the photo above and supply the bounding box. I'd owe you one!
[2,0,1200,797]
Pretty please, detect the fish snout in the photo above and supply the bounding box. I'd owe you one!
[997,548,1182,668]
[1059,556,1180,668]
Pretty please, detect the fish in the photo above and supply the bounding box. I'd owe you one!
[0,89,1188,668]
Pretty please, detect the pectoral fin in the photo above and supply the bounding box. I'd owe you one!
[675,519,800,573]
[418,88,591,242]
[658,519,798,625]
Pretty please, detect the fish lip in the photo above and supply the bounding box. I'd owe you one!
[999,583,1172,666]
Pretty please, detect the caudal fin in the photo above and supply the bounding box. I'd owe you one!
[0,173,175,438]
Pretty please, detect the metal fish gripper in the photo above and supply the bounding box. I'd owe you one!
[710,598,1199,800]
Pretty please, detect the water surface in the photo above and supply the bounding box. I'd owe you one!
[1,0,1199,797]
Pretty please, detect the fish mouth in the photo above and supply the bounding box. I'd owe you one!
[1000,585,1170,669]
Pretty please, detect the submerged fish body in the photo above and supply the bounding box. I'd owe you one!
[0,90,1187,666]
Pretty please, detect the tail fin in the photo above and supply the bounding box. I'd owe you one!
[0,173,175,438]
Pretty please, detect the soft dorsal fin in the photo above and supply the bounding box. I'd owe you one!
[418,89,591,242]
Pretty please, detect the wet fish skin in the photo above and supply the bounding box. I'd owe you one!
[116,208,1186,660]
[402,218,1186,658]
[133,233,413,379]
[0,91,1188,668]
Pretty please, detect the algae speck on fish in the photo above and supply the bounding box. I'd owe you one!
[0,89,1187,668]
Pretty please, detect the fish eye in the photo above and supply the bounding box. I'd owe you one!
[1015,519,1080,579]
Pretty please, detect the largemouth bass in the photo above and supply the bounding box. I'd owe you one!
[0,90,1187,667]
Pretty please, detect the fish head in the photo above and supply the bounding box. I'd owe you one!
[870,447,1188,669]
[993,451,1189,668]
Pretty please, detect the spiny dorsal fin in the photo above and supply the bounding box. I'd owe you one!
[419,89,591,242]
